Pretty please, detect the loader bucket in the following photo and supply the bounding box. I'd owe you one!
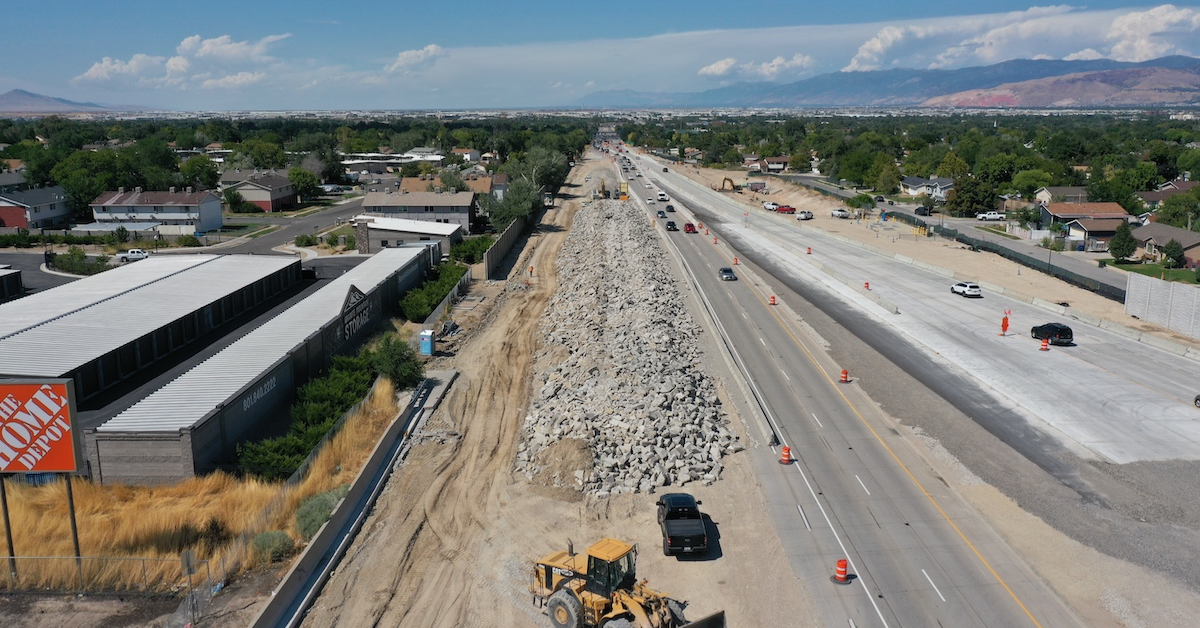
[680,610,726,628]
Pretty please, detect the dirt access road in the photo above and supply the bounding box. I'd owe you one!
[294,153,814,627]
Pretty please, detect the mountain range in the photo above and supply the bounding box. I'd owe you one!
[0,89,110,113]
[577,56,1200,108]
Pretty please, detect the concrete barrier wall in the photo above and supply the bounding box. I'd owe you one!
[477,217,525,280]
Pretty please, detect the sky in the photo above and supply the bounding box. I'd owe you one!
[3,1,1199,110]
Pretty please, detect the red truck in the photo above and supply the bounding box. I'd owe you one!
[774,205,796,214]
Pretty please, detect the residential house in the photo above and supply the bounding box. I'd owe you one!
[899,176,954,201]
[220,171,297,212]
[88,187,223,235]
[1034,186,1087,204]
[361,190,475,234]
[0,186,71,229]
[480,151,500,165]
[1040,202,1129,228]
[1136,178,1198,210]
[397,173,505,199]
[451,148,480,162]
[2,159,22,173]
[352,214,463,255]
[1063,218,1127,252]
[998,194,1039,214]
[756,156,789,174]
[0,171,27,194]
[1133,223,1200,267]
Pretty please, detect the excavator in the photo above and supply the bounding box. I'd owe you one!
[715,177,738,192]
[530,538,726,628]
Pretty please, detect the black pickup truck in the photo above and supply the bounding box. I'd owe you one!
[657,493,708,556]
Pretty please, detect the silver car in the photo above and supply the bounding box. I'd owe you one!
[718,267,737,281]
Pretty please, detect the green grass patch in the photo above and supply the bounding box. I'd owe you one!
[1103,260,1199,283]
[246,225,282,239]
[975,225,1021,240]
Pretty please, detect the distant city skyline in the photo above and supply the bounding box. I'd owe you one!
[4,1,1199,110]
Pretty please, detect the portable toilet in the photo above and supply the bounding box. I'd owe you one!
[419,330,435,356]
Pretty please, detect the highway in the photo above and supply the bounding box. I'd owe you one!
[608,152,1088,627]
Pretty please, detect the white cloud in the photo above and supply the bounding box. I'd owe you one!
[72,53,164,83]
[386,44,445,73]
[1106,4,1200,61]
[698,57,738,76]
[743,54,815,79]
[73,33,289,91]
[200,72,266,89]
[1064,48,1105,60]
[177,34,290,63]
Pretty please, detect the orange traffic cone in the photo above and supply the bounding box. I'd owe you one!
[779,446,793,464]
[831,559,852,585]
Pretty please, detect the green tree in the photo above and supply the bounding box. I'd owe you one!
[1155,189,1200,230]
[223,188,258,213]
[1012,169,1052,200]
[1108,220,1136,262]
[1162,238,1186,269]
[873,159,901,194]
[437,167,470,193]
[1178,149,1200,179]
[920,194,937,214]
[480,177,539,228]
[944,176,994,217]
[288,167,321,201]
[180,154,220,189]
[937,152,971,180]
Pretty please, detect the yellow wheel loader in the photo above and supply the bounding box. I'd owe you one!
[530,538,725,628]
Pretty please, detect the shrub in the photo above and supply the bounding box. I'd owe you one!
[295,234,318,247]
[177,234,201,247]
[373,335,425,387]
[49,246,111,276]
[296,485,350,540]
[399,263,468,322]
[450,235,495,264]
[238,351,376,480]
[252,530,295,563]
[343,234,356,250]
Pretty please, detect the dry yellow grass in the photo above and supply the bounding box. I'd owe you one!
[0,378,400,592]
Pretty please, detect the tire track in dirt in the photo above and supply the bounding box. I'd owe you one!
[300,169,581,628]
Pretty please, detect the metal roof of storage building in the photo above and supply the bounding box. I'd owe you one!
[98,247,425,433]
[0,254,217,340]
[0,255,299,377]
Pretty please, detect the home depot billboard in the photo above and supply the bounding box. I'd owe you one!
[0,379,81,473]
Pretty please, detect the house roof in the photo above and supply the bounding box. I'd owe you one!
[352,214,462,237]
[0,172,25,187]
[1137,189,1183,204]
[0,186,66,207]
[398,176,494,195]
[1159,179,1198,192]
[1037,186,1087,198]
[1044,202,1128,218]
[1065,218,1126,233]
[451,148,477,154]
[362,190,474,208]
[91,189,218,207]
[221,171,292,191]
[1132,223,1200,250]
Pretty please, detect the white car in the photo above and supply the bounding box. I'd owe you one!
[647,198,656,204]
[763,201,780,211]
[831,208,851,219]
[645,183,652,189]
[796,210,814,220]
[951,281,982,297]
[976,211,1005,221]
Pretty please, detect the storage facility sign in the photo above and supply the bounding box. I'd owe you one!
[0,379,81,473]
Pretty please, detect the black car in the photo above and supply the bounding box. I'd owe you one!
[1031,323,1073,345]
[656,210,667,218]
[915,206,932,216]
[665,221,678,231]
[665,204,675,212]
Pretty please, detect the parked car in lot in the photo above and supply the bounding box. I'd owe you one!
[976,211,1006,221]
[1031,322,1073,345]
[683,223,697,233]
[718,267,737,280]
[951,281,982,297]
[796,210,814,220]
[656,210,666,218]
[832,208,851,218]
[665,221,678,231]
[657,493,708,556]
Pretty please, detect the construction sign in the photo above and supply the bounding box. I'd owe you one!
[0,380,81,473]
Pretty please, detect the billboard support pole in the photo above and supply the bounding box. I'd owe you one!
[65,475,83,589]
[0,476,16,583]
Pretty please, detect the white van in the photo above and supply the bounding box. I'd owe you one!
[657,191,668,201]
